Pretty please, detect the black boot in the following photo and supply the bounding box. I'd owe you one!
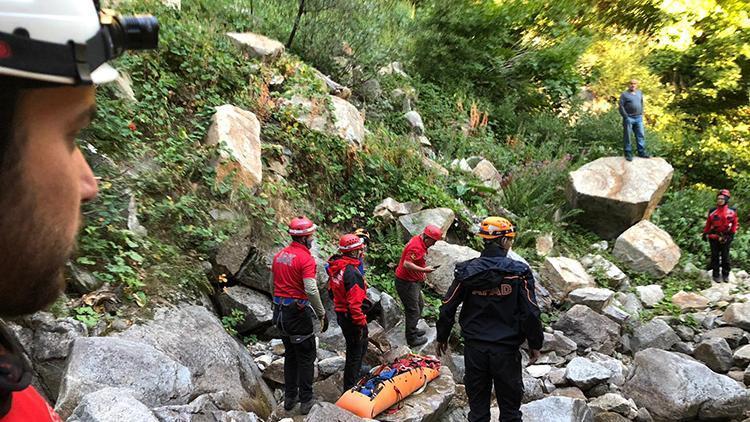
[299,400,316,415]
[283,396,298,411]
[407,335,428,347]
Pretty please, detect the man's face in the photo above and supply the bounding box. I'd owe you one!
[0,86,99,317]
[717,195,727,206]
[629,80,638,91]
[424,235,438,248]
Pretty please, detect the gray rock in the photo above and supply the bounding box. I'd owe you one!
[471,159,503,189]
[586,352,628,386]
[404,111,425,135]
[551,387,587,400]
[214,228,274,295]
[373,197,420,221]
[425,241,480,295]
[588,393,637,418]
[566,156,673,239]
[723,302,750,330]
[673,325,695,342]
[386,319,437,356]
[216,286,274,333]
[701,326,748,349]
[601,305,630,326]
[553,305,620,355]
[55,337,193,419]
[548,368,568,386]
[635,407,653,422]
[317,356,346,378]
[118,305,276,417]
[313,371,345,404]
[634,285,664,308]
[379,292,404,331]
[568,287,615,311]
[520,396,593,421]
[614,292,643,316]
[526,365,552,378]
[280,95,365,148]
[672,341,695,355]
[359,78,382,101]
[580,254,629,289]
[733,344,750,367]
[565,357,612,390]
[378,366,455,422]
[745,365,750,385]
[226,32,284,59]
[305,402,364,422]
[263,358,285,385]
[67,388,158,422]
[593,412,629,422]
[693,338,733,373]
[630,319,679,353]
[399,209,455,240]
[671,291,710,311]
[67,263,104,294]
[152,392,258,422]
[613,221,680,277]
[623,348,750,420]
[540,257,596,301]
[541,331,578,356]
[522,377,545,403]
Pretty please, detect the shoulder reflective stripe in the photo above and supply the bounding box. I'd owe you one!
[523,279,539,309]
[442,283,462,304]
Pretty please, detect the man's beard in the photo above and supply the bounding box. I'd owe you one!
[0,170,73,317]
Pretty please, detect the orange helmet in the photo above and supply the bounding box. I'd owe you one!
[288,216,317,236]
[339,234,365,252]
[354,228,370,245]
[718,189,731,199]
[478,217,515,239]
[423,225,443,241]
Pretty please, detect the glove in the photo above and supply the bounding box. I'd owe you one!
[436,342,448,357]
[320,315,329,333]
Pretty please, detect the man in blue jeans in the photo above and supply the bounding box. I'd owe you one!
[619,79,651,161]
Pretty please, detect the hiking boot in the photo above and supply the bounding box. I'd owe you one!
[638,152,651,158]
[414,328,426,337]
[283,396,298,411]
[722,274,730,283]
[299,400,316,415]
[712,276,722,283]
[625,154,633,162]
[407,335,428,347]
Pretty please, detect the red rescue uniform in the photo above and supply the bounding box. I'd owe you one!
[2,388,62,422]
[395,235,428,282]
[327,255,368,326]
[272,241,317,299]
[703,205,739,240]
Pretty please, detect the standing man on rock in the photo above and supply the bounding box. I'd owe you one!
[436,217,543,422]
[326,234,369,391]
[394,224,442,347]
[702,189,739,283]
[619,79,651,161]
[272,216,328,415]
[0,1,158,419]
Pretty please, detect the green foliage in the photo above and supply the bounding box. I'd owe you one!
[222,309,247,337]
[73,306,101,328]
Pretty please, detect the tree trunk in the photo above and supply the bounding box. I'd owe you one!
[287,0,306,48]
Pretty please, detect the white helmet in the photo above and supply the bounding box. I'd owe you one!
[0,0,158,85]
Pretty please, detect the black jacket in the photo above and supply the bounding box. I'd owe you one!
[436,243,544,350]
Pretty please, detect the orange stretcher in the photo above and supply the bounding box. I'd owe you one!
[335,354,441,419]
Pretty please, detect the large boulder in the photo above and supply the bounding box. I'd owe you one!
[425,241,480,295]
[67,388,158,422]
[471,159,503,189]
[623,348,750,421]
[226,32,284,59]
[553,305,620,355]
[612,221,680,278]
[152,392,261,422]
[398,208,455,239]
[118,305,276,416]
[55,337,193,418]
[216,286,274,333]
[204,105,262,191]
[693,338,733,373]
[634,285,664,308]
[540,257,596,301]
[568,287,614,311]
[723,302,750,330]
[541,331,578,356]
[564,357,612,390]
[373,197,421,221]
[520,396,593,422]
[629,319,679,353]
[566,156,673,239]
[214,228,275,295]
[671,291,710,311]
[281,95,365,148]
[379,366,455,422]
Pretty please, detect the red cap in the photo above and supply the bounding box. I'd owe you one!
[288,216,317,236]
[718,189,731,199]
[423,224,443,241]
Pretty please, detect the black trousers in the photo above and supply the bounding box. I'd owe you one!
[275,302,316,403]
[395,278,424,342]
[337,312,369,390]
[709,239,732,278]
[464,342,523,422]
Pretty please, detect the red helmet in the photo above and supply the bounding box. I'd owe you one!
[718,189,731,199]
[339,234,365,252]
[288,216,317,236]
[423,224,443,241]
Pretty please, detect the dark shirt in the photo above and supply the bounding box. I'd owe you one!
[619,90,643,117]
[436,243,544,350]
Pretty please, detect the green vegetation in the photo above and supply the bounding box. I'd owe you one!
[69,0,749,324]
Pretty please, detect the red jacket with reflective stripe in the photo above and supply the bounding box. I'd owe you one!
[327,256,368,326]
[703,205,739,239]
[272,241,317,299]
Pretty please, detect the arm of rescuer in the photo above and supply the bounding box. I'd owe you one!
[402,244,435,273]
[519,269,544,363]
[343,266,368,328]
[435,276,466,357]
[300,259,327,331]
